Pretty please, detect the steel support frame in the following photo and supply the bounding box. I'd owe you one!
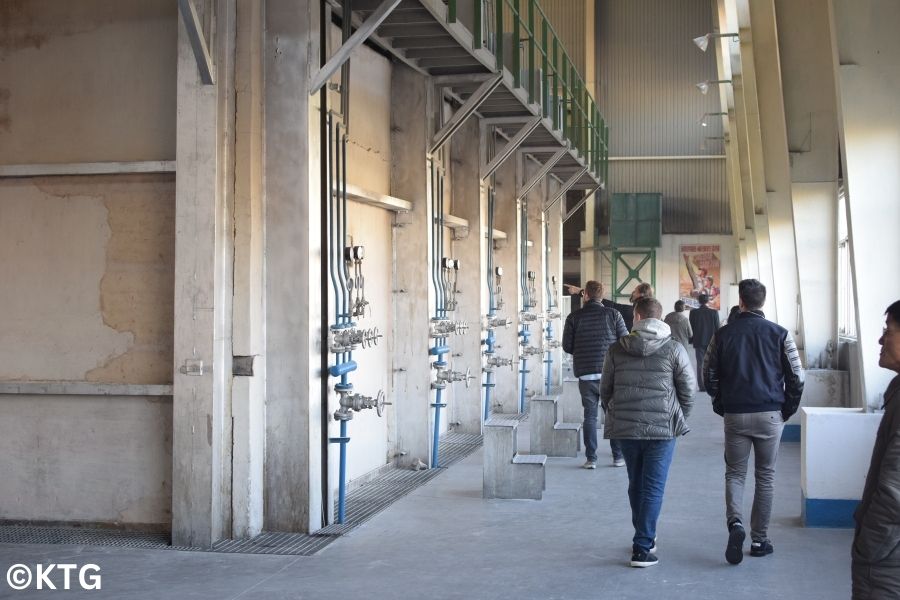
[543,165,587,212]
[518,148,566,199]
[309,0,402,95]
[480,116,541,181]
[611,249,656,301]
[178,0,216,85]
[430,74,503,155]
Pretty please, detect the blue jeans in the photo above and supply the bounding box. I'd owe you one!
[619,439,677,553]
[579,380,623,462]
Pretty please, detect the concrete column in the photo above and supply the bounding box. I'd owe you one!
[450,117,486,435]
[774,0,841,367]
[831,0,900,406]
[263,0,323,532]
[172,0,236,547]
[231,0,265,539]
[747,0,801,340]
[492,146,521,415]
[391,65,434,465]
[524,163,546,403]
[546,179,564,391]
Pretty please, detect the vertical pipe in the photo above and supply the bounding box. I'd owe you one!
[340,131,350,322]
[432,388,443,467]
[337,419,348,523]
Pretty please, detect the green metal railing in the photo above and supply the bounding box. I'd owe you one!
[447,0,608,183]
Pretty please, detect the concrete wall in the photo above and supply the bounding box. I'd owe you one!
[0,0,176,163]
[0,175,175,528]
[0,395,172,528]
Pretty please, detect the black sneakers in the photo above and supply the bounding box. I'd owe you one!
[750,540,774,557]
[726,521,746,565]
[630,551,659,568]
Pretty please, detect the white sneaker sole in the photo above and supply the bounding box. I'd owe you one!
[630,559,658,568]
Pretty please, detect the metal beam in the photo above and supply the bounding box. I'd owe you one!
[481,117,541,181]
[544,166,588,212]
[430,74,502,155]
[0,161,177,178]
[309,0,402,95]
[432,73,496,85]
[518,148,566,198]
[481,116,537,126]
[178,0,215,85]
[564,184,600,222]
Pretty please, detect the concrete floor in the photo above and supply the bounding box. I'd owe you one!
[0,398,853,599]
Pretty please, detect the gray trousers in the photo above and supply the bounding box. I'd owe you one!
[724,411,784,542]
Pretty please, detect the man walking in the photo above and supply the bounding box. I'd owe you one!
[601,297,695,567]
[664,300,693,352]
[852,300,900,598]
[703,279,804,565]
[690,293,720,391]
[563,281,628,469]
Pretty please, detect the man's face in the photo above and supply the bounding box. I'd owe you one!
[880,316,900,373]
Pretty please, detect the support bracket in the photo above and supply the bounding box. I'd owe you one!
[544,166,588,213]
[518,148,566,199]
[309,0,402,95]
[430,74,503,155]
[481,117,541,181]
[178,0,216,85]
[563,184,599,222]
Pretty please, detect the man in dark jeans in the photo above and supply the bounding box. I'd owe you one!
[689,293,720,391]
[703,279,804,565]
[563,280,628,469]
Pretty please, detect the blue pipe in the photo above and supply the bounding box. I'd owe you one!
[431,387,446,467]
[429,345,451,356]
[329,360,358,378]
[544,321,553,395]
[336,420,348,523]
[483,184,496,422]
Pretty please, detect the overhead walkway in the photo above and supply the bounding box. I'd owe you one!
[322,0,607,199]
[0,403,853,598]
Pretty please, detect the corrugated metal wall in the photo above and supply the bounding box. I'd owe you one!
[540,0,588,79]
[596,0,731,234]
[497,0,589,81]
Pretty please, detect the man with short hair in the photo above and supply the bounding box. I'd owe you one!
[563,280,628,469]
[664,300,693,352]
[690,293,720,391]
[852,300,900,598]
[601,297,695,567]
[704,279,804,565]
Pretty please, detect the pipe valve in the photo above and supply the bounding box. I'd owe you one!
[544,339,561,351]
[432,366,475,389]
[520,345,543,357]
[430,318,469,337]
[330,326,383,353]
[519,312,540,323]
[483,355,515,372]
[334,389,391,421]
[484,315,511,329]
[545,311,561,320]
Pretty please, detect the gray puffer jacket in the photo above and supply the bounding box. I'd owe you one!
[600,318,696,440]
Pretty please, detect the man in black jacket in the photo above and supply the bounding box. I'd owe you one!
[703,279,804,565]
[689,293,720,391]
[563,280,628,469]
[852,300,900,598]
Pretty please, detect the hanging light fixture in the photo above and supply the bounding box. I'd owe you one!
[693,32,739,52]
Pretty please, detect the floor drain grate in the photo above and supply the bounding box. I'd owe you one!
[0,432,483,556]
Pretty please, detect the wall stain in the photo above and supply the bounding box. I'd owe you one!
[83,174,176,385]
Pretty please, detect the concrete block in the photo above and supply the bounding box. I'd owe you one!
[559,377,583,424]
[800,407,882,527]
[483,419,547,500]
[531,395,581,457]
[784,369,849,442]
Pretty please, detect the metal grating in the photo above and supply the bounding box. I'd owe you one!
[0,432,483,557]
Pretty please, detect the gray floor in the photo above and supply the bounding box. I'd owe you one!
[0,398,853,599]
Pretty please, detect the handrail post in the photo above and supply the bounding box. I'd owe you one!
[513,0,521,88]
[495,0,504,70]
[448,0,457,22]
[528,0,536,104]
[541,19,549,118]
[474,0,483,49]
